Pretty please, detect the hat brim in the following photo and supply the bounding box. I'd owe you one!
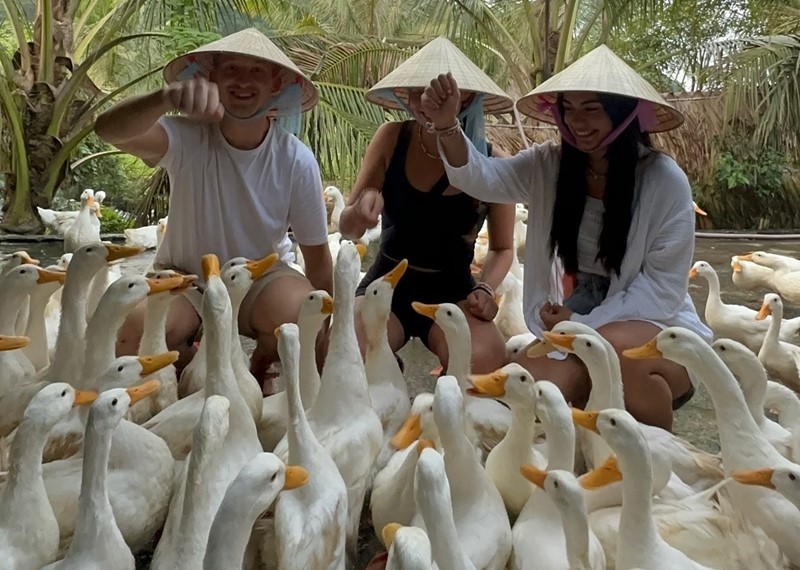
[365,86,512,115]
[516,90,683,133]
[163,47,318,114]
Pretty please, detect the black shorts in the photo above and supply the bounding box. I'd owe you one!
[356,254,475,346]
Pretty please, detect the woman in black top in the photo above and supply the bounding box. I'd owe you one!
[340,38,516,373]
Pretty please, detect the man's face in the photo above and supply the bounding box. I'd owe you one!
[211,54,283,119]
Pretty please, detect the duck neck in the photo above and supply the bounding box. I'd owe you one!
[0,287,29,333]
[560,499,592,570]
[228,287,248,367]
[419,482,474,570]
[2,417,50,511]
[688,343,772,453]
[544,409,576,472]
[284,341,317,466]
[703,270,723,313]
[313,273,371,419]
[204,487,266,570]
[734,362,768,424]
[298,317,324,408]
[71,413,117,552]
[439,410,482,497]
[505,404,538,460]
[23,286,56,370]
[443,326,471,391]
[50,271,91,381]
[139,294,171,355]
[83,300,133,383]
[617,438,660,556]
[763,303,782,349]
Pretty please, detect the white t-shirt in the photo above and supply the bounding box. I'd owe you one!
[577,196,609,276]
[154,116,328,279]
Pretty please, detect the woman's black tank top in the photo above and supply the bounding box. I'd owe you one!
[378,121,489,272]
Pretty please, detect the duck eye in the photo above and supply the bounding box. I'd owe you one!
[19,269,26,274]
[373,290,378,295]
[446,310,452,317]
[790,473,797,481]
[231,275,236,281]
[270,473,277,482]
[86,247,93,252]
[118,365,124,371]
[585,341,591,347]
[669,333,676,339]
[308,295,314,300]
[61,389,67,397]
[720,345,726,351]
[610,418,617,426]
[553,480,559,489]
[111,398,118,406]
[519,375,526,382]
[128,283,134,288]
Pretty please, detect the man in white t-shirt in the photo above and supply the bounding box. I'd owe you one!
[95,29,332,394]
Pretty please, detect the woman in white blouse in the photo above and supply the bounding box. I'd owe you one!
[421,45,711,431]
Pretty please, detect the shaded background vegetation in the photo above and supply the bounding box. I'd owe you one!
[1,0,799,231]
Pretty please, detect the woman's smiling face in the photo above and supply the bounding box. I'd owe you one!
[561,91,614,153]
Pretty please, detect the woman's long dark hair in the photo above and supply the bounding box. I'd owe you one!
[549,94,654,276]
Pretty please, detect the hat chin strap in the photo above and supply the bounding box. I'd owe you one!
[540,99,658,151]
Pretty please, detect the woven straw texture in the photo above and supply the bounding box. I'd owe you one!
[365,37,512,114]
[163,28,318,113]
[516,44,683,133]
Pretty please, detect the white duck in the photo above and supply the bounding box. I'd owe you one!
[273,323,348,569]
[129,271,196,423]
[412,376,512,569]
[150,395,230,570]
[36,351,178,464]
[625,327,800,566]
[509,380,584,570]
[731,256,773,292]
[505,332,536,362]
[258,289,332,451]
[411,302,511,455]
[38,243,144,386]
[63,189,101,253]
[23,266,66,371]
[572,408,713,570]
[467,363,546,515]
[712,338,794,458]
[757,293,800,391]
[361,258,411,470]
[152,254,262,559]
[519,467,605,570]
[690,260,796,351]
[1,250,39,337]
[81,274,184,387]
[0,264,63,389]
[542,325,723,494]
[43,381,159,570]
[274,241,382,563]
[0,382,95,570]
[414,447,475,570]
[178,254,276,422]
[494,272,527,340]
[324,185,346,232]
[383,523,432,570]
[372,439,435,547]
[203,453,308,570]
[732,465,800,510]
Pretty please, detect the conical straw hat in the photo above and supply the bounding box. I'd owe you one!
[365,37,513,114]
[515,45,683,133]
[163,28,318,113]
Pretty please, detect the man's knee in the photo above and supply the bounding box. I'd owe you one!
[470,328,507,373]
[116,304,146,356]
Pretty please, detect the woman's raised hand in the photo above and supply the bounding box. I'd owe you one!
[421,72,461,129]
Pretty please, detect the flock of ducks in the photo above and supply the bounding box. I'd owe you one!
[1,190,799,569]
[1,233,800,569]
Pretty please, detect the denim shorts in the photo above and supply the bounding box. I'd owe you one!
[564,272,610,315]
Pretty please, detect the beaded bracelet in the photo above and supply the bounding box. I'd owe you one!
[426,119,461,137]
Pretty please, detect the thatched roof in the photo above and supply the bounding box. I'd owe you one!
[486,91,725,184]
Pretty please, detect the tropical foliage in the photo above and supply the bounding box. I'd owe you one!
[0,0,798,231]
